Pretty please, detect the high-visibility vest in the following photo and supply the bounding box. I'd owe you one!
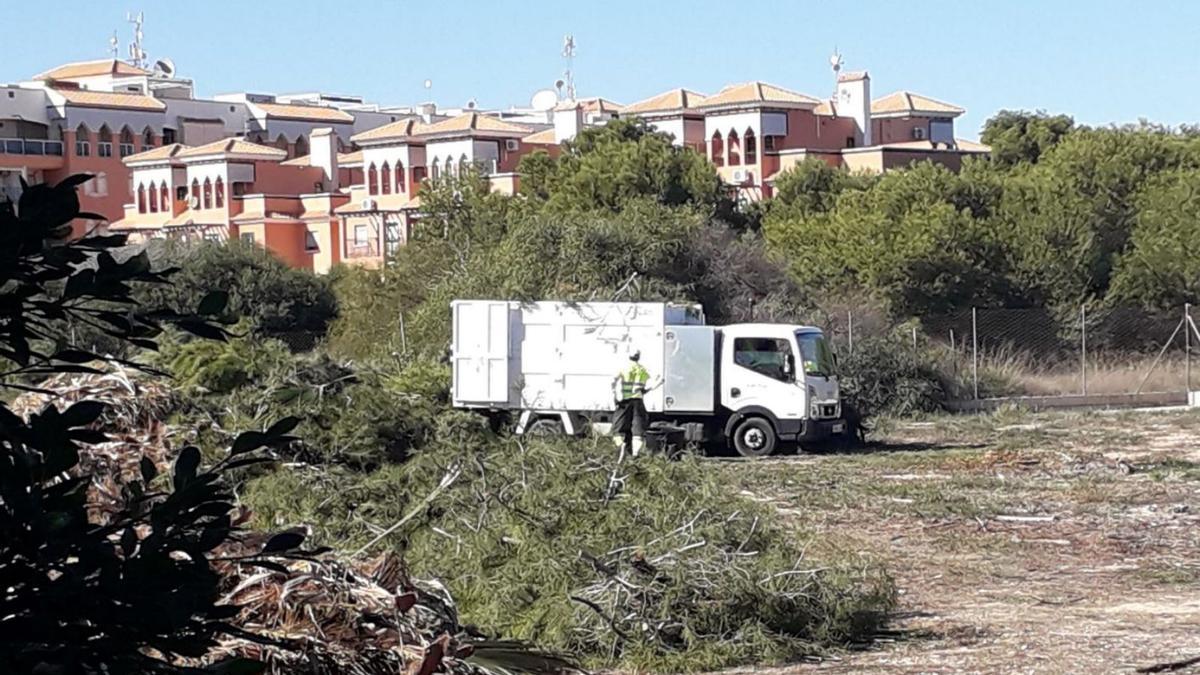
[619,363,649,400]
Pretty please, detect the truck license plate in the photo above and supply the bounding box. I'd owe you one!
[831,422,845,434]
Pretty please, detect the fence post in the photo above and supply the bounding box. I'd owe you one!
[1187,303,1192,394]
[1080,305,1087,396]
[912,326,918,350]
[847,310,854,354]
[972,307,979,400]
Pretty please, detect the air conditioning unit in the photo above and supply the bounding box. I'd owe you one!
[732,169,745,183]
[505,139,520,151]
[188,196,200,209]
[361,198,377,210]
[912,127,927,140]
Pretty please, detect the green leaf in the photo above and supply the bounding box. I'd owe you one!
[197,290,230,317]
[140,455,158,483]
[60,400,105,427]
[177,318,229,341]
[231,431,269,455]
[262,530,306,554]
[265,416,300,438]
[173,446,201,490]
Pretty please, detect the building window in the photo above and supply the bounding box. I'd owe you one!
[191,179,201,205]
[430,161,439,180]
[354,224,368,247]
[240,232,255,245]
[763,135,778,152]
[75,124,90,156]
[137,184,146,213]
[176,186,188,201]
[710,131,723,167]
[203,232,221,243]
[97,125,113,157]
[294,135,308,158]
[304,230,319,251]
[120,126,135,156]
[845,136,856,148]
[215,178,224,208]
[727,130,741,166]
[202,178,212,209]
[159,183,169,210]
[733,337,794,382]
[163,128,177,144]
[395,161,405,193]
[94,172,108,197]
[98,142,113,157]
[367,163,378,195]
[142,127,155,149]
[148,183,159,213]
[380,162,391,195]
[744,129,757,164]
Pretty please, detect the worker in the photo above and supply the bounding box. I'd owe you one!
[612,350,650,457]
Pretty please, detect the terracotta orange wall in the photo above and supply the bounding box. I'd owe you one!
[250,162,326,195]
[879,150,963,172]
[261,221,311,269]
[50,127,164,235]
[873,117,930,145]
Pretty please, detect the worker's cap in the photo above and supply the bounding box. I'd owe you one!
[629,350,641,361]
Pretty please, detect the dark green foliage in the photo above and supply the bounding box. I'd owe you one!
[244,427,895,672]
[980,110,1076,167]
[1108,168,1200,309]
[0,176,314,673]
[838,337,948,419]
[137,239,338,337]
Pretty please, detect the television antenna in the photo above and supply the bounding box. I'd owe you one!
[108,31,120,59]
[829,48,844,97]
[126,11,147,69]
[561,34,576,100]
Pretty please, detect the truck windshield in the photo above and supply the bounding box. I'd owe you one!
[795,331,836,377]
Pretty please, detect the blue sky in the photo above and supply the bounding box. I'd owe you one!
[6,1,1198,140]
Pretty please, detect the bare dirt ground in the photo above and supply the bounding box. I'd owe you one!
[714,407,1200,674]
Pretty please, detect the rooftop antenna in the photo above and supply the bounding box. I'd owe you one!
[108,31,120,59]
[561,34,576,100]
[829,48,844,96]
[126,11,147,69]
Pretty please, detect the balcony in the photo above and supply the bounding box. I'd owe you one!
[0,138,64,156]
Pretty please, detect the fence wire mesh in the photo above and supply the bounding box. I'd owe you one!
[836,305,1197,400]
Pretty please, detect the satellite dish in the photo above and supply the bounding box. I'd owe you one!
[423,79,433,90]
[466,99,477,110]
[531,89,558,111]
[153,57,175,77]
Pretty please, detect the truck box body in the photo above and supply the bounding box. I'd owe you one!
[452,300,708,414]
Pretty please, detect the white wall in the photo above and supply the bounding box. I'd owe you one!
[427,138,475,174]
[63,107,166,135]
[0,87,52,129]
[835,76,871,146]
[164,98,250,136]
[704,111,764,143]
[648,118,686,146]
[255,118,355,145]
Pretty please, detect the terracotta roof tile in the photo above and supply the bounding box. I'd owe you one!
[421,112,533,136]
[521,128,557,144]
[837,70,869,83]
[699,81,819,109]
[124,143,189,164]
[36,59,151,80]
[176,138,288,160]
[351,118,427,143]
[813,100,836,116]
[51,88,166,111]
[579,97,624,114]
[250,102,354,123]
[280,150,364,167]
[871,91,964,117]
[623,88,708,114]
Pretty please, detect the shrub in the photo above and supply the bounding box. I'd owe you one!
[838,336,949,419]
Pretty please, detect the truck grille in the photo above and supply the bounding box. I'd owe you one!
[820,404,837,418]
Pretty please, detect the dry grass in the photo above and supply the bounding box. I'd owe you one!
[703,407,1200,674]
[963,348,1196,397]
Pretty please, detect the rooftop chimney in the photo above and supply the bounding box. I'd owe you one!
[309,127,338,192]
[553,101,584,143]
[419,102,437,124]
[836,71,871,147]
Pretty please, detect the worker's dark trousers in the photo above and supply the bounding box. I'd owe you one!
[611,398,647,442]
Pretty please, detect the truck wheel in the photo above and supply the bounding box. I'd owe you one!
[525,418,564,437]
[732,417,777,458]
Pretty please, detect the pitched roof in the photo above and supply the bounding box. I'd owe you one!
[250,102,354,123]
[176,138,288,160]
[813,100,836,116]
[699,82,819,109]
[35,58,150,81]
[871,91,965,117]
[124,143,189,164]
[837,70,869,83]
[351,118,427,143]
[51,88,166,111]
[623,88,708,115]
[579,97,624,114]
[280,150,364,167]
[420,112,534,137]
[521,128,557,145]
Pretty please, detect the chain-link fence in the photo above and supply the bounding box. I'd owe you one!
[834,304,1198,401]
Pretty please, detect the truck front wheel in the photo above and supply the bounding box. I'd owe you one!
[732,417,777,458]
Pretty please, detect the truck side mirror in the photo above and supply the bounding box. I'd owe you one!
[783,354,795,380]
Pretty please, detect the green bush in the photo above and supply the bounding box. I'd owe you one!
[245,429,895,672]
[838,337,949,419]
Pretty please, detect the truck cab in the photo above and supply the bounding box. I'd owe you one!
[718,324,843,457]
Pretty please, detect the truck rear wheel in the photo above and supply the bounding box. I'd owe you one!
[525,418,565,437]
[732,417,777,458]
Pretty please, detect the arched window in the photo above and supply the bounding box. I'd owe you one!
[367,163,378,195]
[215,178,225,208]
[274,134,290,156]
[75,124,91,157]
[191,179,201,205]
[148,183,159,212]
[395,160,406,193]
[727,130,741,166]
[444,157,454,178]
[97,125,113,157]
[119,126,135,157]
[459,153,469,175]
[430,159,439,180]
[159,183,169,211]
[137,184,146,213]
[380,162,392,195]
[141,127,155,149]
[744,128,757,164]
[293,135,309,158]
[710,131,723,167]
[95,172,109,197]
[202,178,212,209]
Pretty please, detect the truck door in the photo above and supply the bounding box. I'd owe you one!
[452,301,511,406]
[721,336,806,421]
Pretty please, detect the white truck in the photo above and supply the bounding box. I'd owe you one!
[450,300,844,457]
